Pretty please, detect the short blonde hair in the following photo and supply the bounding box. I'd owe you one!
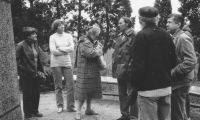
[51,19,64,33]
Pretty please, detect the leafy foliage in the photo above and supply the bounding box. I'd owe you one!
[178,0,200,37]
[11,0,133,53]
[154,0,172,30]
[82,0,133,53]
[178,0,200,52]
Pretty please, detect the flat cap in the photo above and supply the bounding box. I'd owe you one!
[139,6,158,18]
[23,27,37,33]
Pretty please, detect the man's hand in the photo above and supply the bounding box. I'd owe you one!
[38,71,46,84]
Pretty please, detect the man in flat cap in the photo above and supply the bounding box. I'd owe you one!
[128,6,176,120]
[167,13,196,120]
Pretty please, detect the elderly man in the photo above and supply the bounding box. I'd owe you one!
[129,6,176,120]
[112,17,138,120]
[166,13,197,120]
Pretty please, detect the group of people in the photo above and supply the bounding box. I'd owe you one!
[112,6,196,120]
[15,6,197,120]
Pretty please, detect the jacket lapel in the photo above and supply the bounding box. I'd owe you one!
[119,36,129,47]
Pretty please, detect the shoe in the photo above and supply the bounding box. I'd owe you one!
[75,112,81,120]
[75,117,81,120]
[116,116,130,120]
[24,117,38,120]
[57,107,63,113]
[85,110,98,115]
[32,112,43,117]
[67,108,76,112]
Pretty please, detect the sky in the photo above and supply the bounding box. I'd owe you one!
[130,0,181,31]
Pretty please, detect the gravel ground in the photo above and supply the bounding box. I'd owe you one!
[21,92,121,120]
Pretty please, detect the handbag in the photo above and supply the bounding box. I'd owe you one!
[98,55,107,70]
[127,87,138,105]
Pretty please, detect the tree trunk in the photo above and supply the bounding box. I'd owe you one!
[56,0,61,19]
[29,0,34,8]
[78,0,82,39]
[104,7,110,53]
[0,1,22,119]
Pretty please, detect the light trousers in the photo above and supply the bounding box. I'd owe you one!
[138,95,171,120]
[51,67,75,110]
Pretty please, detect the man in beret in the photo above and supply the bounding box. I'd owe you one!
[167,13,196,120]
[129,6,176,120]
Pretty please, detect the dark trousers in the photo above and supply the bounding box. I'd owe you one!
[20,76,40,117]
[117,78,138,119]
[186,94,190,118]
[171,86,190,120]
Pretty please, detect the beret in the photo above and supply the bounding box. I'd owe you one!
[23,27,37,33]
[139,6,158,18]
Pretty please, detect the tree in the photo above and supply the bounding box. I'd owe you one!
[11,0,26,44]
[178,0,200,53]
[84,0,133,53]
[178,0,200,37]
[11,0,133,53]
[154,0,172,30]
[29,0,35,8]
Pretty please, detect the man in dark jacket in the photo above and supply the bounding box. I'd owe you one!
[167,13,197,120]
[129,6,176,120]
[16,27,46,120]
[112,17,138,120]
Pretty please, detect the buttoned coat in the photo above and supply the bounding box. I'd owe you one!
[112,28,136,78]
[75,36,103,100]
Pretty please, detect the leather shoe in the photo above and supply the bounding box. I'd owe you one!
[85,110,98,115]
[67,108,76,112]
[32,112,43,117]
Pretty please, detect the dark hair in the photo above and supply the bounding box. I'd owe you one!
[168,13,184,28]
[23,27,37,39]
[120,17,132,28]
[51,19,65,33]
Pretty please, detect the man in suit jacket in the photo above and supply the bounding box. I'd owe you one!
[112,17,138,120]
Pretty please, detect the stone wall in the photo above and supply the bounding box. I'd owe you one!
[0,1,22,120]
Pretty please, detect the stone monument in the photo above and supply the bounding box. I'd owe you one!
[0,0,22,119]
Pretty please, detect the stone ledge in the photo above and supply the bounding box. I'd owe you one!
[71,75,119,96]
[72,75,118,84]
